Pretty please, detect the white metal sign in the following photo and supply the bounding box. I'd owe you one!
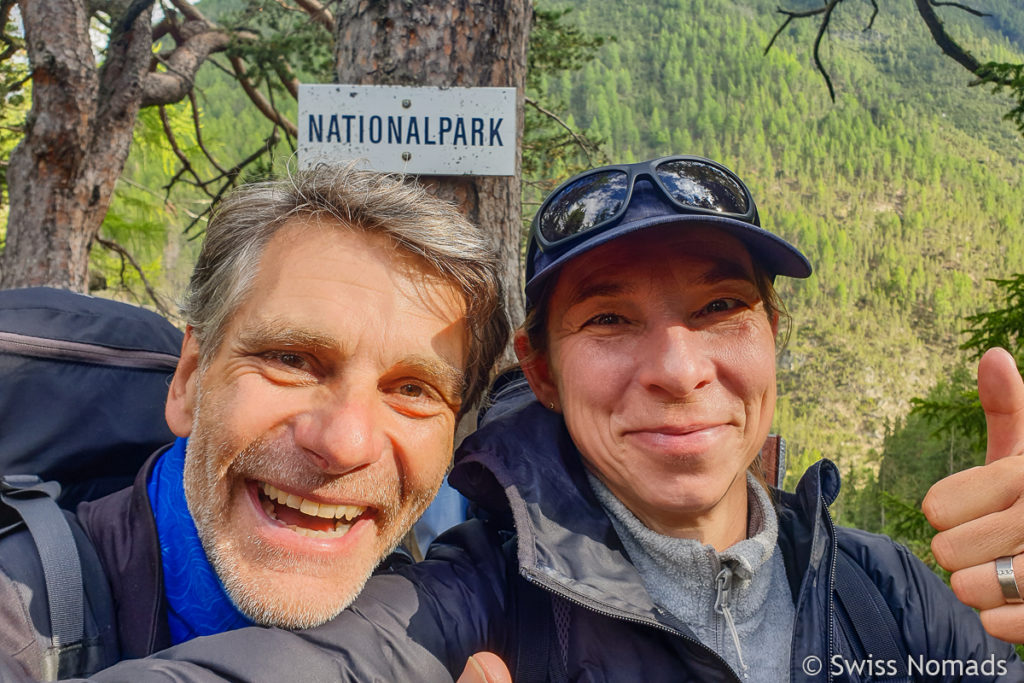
[298,85,517,176]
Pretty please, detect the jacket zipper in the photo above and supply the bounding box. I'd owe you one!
[714,562,748,675]
[0,331,179,371]
[823,503,838,683]
[521,568,745,683]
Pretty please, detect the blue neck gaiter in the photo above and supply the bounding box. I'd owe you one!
[147,437,253,644]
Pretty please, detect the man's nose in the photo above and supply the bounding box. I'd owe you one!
[635,324,714,398]
[292,385,386,474]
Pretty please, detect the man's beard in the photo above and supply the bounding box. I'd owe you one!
[182,389,439,629]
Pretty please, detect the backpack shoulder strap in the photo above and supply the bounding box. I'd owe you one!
[834,547,910,680]
[0,475,116,679]
[513,574,570,683]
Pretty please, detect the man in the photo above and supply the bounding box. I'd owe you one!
[0,164,509,678]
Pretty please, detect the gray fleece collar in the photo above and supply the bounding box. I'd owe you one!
[587,470,779,626]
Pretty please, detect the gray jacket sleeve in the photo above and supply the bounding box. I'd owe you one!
[0,545,46,680]
[76,519,513,682]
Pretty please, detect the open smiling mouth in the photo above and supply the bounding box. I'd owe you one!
[257,482,368,538]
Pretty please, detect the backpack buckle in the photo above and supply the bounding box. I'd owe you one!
[1,474,61,499]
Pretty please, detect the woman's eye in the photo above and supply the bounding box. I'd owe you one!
[702,298,743,315]
[586,313,625,326]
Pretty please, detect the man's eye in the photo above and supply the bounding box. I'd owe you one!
[397,383,425,398]
[262,352,311,372]
[386,380,453,419]
[278,353,306,368]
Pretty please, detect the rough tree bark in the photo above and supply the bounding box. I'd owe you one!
[334,0,532,330]
[2,0,254,292]
[2,0,155,291]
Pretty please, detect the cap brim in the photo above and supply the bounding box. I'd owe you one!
[525,214,812,306]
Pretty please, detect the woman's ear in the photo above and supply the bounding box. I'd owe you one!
[514,329,561,412]
[165,327,201,437]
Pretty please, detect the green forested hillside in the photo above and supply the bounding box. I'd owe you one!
[102,0,1024,538]
[534,0,1024,527]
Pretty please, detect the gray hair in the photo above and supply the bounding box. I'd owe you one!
[181,163,509,411]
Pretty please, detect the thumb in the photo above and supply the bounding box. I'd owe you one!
[979,347,1024,464]
[457,652,513,683]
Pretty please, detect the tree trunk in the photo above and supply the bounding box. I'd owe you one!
[334,0,531,330]
[1,0,154,291]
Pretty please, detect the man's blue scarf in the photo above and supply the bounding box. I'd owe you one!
[147,437,253,644]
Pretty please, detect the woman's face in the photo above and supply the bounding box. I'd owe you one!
[521,227,778,546]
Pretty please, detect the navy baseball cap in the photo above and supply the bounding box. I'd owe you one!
[524,156,812,308]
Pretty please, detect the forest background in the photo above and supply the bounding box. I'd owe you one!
[3,0,1024,577]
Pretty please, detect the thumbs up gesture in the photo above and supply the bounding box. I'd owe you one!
[923,347,1024,643]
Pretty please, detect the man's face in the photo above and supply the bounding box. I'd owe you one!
[165,218,467,628]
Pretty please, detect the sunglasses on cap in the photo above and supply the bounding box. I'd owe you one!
[531,155,758,252]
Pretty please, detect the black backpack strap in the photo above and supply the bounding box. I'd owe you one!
[514,577,569,683]
[0,475,85,679]
[834,549,910,681]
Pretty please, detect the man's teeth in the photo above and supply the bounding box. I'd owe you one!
[260,482,364,521]
[259,482,366,538]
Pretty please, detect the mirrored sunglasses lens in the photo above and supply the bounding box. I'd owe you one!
[539,171,628,242]
[656,160,749,215]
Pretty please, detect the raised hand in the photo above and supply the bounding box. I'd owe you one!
[923,347,1024,643]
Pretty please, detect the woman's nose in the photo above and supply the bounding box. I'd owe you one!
[635,324,714,398]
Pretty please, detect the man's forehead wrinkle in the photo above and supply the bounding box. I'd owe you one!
[394,263,468,325]
[263,218,433,304]
[235,318,340,353]
[233,315,464,394]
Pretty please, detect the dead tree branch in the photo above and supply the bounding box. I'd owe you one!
[766,0,841,100]
[524,95,597,165]
[913,0,983,74]
[931,1,989,17]
[159,105,214,196]
[864,0,879,32]
[292,0,335,34]
[188,90,228,175]
[182,131,282,237]
[272,58,300,99]
[94,237,174,318]
[229,55,298,137]
[767,0,1005,101]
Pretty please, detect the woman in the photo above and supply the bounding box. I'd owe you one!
[65,156,1021,682]
[446,155,1018,680]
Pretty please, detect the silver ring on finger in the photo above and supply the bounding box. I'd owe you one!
[995,556,1024,604]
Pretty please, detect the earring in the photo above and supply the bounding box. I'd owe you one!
[548,402,555,410]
